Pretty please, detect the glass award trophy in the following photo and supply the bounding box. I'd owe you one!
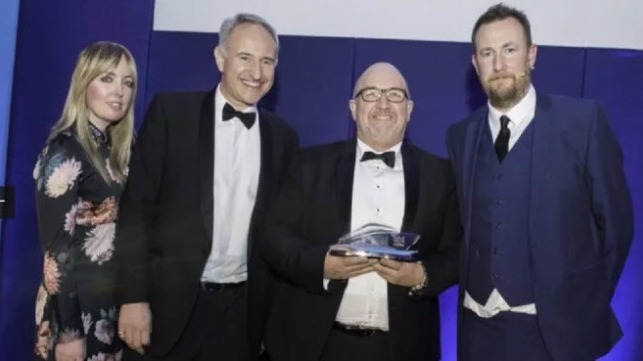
[328,223,420,262]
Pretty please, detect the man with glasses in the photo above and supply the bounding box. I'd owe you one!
[260,62,461,361]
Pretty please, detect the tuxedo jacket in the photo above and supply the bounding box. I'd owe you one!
[115,89,298,357]
[261,139,462,361]
[446,93,634,361]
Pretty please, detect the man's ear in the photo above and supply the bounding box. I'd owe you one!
[214,46,225,72]
[528,44,538,70]
[349,99,357,122]
[471,54,480,76]
[406,99,414,120]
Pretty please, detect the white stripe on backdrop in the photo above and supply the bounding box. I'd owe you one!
[154,0,643,50]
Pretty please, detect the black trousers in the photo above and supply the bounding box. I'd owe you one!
[319,325,390,361]
[460,308,554,361]
[124,283,248,361]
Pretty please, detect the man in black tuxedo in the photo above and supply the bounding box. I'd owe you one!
[261,62,461,361]
[114,13,298,361]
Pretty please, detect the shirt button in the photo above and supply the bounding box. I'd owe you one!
[495,198,504,205]
[495,223,503,230]
[492,274,501,280]
[496,174,503,180]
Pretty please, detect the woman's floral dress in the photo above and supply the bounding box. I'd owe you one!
[33,124,125,361]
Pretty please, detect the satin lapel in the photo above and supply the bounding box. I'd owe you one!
[329,140,356,292]
[198,90,216,241]
[401,143,419,232]
[528,94,554,236]
[335,140,356,236]
[248,110,274,255]
[462,112,486,246]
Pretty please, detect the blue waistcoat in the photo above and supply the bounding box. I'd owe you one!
[467,122,536,306]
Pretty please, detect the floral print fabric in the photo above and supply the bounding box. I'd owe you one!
[33,127,124,360]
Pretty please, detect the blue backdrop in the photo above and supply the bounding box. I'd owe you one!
[0,0,19,246]
[1,1,641,360]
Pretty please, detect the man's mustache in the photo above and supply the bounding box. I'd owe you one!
[489,72,527,81]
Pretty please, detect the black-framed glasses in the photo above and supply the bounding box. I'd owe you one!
[355,87,409,103]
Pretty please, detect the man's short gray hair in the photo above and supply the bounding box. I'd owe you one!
[218,13,279,60]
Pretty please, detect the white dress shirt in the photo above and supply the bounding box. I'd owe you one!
[201,85,261,283]
[463,85,538,318]
[488,84,536,151]
[333,139,405,331]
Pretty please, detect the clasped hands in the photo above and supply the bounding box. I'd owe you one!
[323,253,424,287]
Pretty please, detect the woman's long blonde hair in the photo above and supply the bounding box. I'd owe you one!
[48,41,137,184]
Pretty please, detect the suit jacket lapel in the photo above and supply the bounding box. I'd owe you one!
[326,140,356,293]
[462,111,486,246]
[247,109,274,255]
[529,93,554,235]
[335,140,356,236]
[401,142,419,232]
[256,109,274,205]
[198,89,216,241]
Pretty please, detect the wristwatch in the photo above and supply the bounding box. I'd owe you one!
[408,262,428,296]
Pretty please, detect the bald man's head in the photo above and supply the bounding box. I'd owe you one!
[352,62,410,98]
[349,62,414,151]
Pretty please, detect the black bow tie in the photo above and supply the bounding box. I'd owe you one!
[361,151,395,168]
[222,103,256,129]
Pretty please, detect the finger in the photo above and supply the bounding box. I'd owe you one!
[374,264,396,280]
[141,328,151,346]
[342,256,371,266]
[131,330,143,350]
[125,324,143,348]
[345,264,375,276]
[119,322,131,338]
[134,345,145,355]
[125,330,137,350]
[346,260,375,270]
[378,258,402,269]
[346,266,375,278]
[353,261,379,274]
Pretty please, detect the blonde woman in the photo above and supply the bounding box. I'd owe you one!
[33,41,137,361]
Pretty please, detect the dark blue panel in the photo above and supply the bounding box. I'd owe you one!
[531,45,586,97]
[1,1,153,359]
[146,31,221,111]
[584,49,643,361]
[273,36,355,146]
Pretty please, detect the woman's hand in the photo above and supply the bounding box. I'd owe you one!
[55,338,85,361]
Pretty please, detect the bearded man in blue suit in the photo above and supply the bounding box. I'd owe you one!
[447,4,634,361]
